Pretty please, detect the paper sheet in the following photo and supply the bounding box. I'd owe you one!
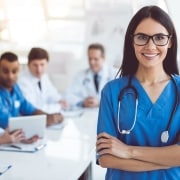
[0,138,46,153]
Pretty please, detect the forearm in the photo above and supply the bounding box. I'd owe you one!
[130,144,180,167]
[98,155,169,172]
[32,109,50,126]
[33,109,46,115]
[97,133,180,168]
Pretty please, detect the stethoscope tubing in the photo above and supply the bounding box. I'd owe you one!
[117,75,178,143]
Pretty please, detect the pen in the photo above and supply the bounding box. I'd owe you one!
[35,143,46,150]
[9,145,22,150]
[7,165,12,169]
[0,165,12,175]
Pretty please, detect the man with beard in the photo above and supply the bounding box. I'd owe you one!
[0,52,63,144]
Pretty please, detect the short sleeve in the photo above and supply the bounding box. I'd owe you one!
[14,84,36,115]
[96,84,118,164]
[20,97,36,115]
[97,85,117,137]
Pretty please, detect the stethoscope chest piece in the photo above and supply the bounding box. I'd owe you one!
[161,131,169,143]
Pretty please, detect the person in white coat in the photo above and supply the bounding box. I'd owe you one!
[18,47,67,113]
[65,43,116,108]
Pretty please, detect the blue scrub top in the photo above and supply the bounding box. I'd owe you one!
[0,84,36,129]
[97,75,180,180]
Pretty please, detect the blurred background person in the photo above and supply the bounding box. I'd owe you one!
[0,52,63,144]
[65,43,117,108]
[18,47,68,114]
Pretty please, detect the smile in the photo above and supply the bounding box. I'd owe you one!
[143,53,159,57]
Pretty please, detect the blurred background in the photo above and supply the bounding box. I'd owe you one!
[0,0,179,93]
[0,1,180,179]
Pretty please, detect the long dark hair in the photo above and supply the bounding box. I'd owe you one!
[118,5,178,77]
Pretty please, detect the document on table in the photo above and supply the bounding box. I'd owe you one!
[0,163,12,176]
[0,138,46,153]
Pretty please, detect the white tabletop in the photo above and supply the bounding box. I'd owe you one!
[0,108,99,180]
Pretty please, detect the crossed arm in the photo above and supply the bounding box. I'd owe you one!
[96,132,180,172]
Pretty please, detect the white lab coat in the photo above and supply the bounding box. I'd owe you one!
[65,63,117,107]
[18,70,62,113]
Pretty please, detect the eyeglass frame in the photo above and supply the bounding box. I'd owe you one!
[132,33,172,46]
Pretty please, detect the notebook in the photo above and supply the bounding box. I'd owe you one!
[9,115,46,139]
[0,138,46,153]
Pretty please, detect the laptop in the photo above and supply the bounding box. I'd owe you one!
[9,115,47,139]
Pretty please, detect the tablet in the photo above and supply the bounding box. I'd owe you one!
[9,115,47,139]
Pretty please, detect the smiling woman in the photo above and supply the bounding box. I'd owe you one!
[133,18,172,71]
[96,5,180,180]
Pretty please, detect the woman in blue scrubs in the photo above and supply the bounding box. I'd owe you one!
[96,5,180,180]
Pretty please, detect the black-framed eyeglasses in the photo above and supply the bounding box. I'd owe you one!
[132,33,172,46]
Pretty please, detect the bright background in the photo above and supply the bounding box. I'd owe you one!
[0,0,179,93]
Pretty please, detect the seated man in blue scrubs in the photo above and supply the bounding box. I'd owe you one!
[0,52,64,144]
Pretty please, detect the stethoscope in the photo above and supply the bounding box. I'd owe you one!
[117,75,178,143]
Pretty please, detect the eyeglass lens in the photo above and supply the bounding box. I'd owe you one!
[133,33,170,46]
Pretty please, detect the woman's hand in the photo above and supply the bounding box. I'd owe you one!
[96,132,131,159]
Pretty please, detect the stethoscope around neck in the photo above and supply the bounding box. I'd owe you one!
[117,75,178,143]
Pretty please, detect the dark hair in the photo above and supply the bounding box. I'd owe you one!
[0,52,18,62]
[119,5,178,77]
[88,43,105,57]
[28,47,49,64]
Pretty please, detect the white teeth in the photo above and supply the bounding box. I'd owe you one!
[143,54,157,57]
